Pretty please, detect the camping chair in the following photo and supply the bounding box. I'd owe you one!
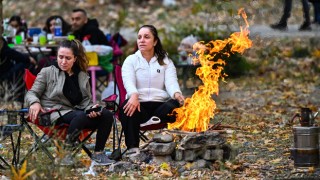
[102,64,167,156]
[0,109,25,169]
[20,69,95,163]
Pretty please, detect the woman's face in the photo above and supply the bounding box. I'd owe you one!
[57,47,76,74]
[49,19,56,34]
[137,27,157,53]
[9,20,19,30]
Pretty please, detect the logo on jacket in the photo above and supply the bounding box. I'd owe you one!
[157,69,160,73]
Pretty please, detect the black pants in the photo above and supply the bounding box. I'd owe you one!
[280,0,310,23]
[56,109,113,152]
[119,99,180,149]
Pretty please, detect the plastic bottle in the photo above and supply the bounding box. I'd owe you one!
[54,18,62,37]
[82,36,91,46]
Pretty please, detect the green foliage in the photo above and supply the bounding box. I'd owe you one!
[224,53,251,77]
[112,9,128,33]
[292,46,310,58]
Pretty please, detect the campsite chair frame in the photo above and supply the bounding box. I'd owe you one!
[102,64,167,156]
[19,111,95,163]
[21,69,95,164]
[0,109,26,169]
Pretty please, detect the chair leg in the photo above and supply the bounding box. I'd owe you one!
[20,121,54,163]
[0,156,10,169]
[112,116,121,152]
[72,131,95,158]
[139,131,149,142]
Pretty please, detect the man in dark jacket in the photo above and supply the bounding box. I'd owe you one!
[0,38,36,81]
[71,8,109,45]
[0,38,37,102]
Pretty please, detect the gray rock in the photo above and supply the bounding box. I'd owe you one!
[179,132,225,150]
[184,149,198,161]
[222,144,239,161]
[190,159,212,170]
[153,133,174,143]
[151,155,172,164]
[148,142,176,155]
[108,161,139,172]
[201,149,224,161]
[128,151,150,163]
[174,149,184,161]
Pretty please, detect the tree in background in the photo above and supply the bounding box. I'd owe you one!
[0,0,3,50]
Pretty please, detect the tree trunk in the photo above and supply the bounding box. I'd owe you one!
[0,0,3,51]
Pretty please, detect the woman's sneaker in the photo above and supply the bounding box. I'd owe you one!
[140,116,161,127]
[92,153,116,165]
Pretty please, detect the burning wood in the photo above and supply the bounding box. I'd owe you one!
[168,8,252,132]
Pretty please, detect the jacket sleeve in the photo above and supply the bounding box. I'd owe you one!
[122,55,138,97]
[164,59,182,98]
[25,68,48,106]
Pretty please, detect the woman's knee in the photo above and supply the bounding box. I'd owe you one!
[101,109,114,123]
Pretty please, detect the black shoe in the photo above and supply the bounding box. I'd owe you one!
[270,23,288,31]
[299,22,311,31]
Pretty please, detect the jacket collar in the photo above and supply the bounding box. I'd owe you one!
[135,50,157,63]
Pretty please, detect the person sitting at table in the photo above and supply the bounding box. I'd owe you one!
[25,39,116,166]
[0,37,37,102]
[71,8,109,46]
[8,15,28,38]
[119,25,185,158]
[34,15,72,74]
[177,35,198,65]
[43,15,72,36]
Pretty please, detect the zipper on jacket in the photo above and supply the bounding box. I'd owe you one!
[148,62,151,101]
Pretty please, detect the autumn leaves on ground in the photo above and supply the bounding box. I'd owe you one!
[214,37,320,179]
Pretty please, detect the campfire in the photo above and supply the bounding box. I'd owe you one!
[168,8,252,132]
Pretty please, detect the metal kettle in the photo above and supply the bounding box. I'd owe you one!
[291,108,319,127]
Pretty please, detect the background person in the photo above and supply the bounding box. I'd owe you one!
[309,0,320,24]
[119,25,185,157]
[270,0,312,31]
[71,8,109,45]
[43,15,72,36]
[177,35,198,65]
[25,39,115,166]
[8,15,28,37]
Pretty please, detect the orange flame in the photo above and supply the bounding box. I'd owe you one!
[168,8,252,132]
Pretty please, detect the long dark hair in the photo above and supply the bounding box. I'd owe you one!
[139,25,167,65]
[58,39,88,72]
[43,15,71,36]
[8,15,28,36]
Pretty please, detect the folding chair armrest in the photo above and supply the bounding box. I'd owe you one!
[41,108,59,115]
[102,94,118,102]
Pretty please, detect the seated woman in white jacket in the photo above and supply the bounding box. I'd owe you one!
[120,25,185,157]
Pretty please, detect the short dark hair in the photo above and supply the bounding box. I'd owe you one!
[72,8,87,16]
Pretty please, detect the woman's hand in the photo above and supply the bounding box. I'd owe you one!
[174,92,185,106]
[123,93,140,117]
[87,104,102,118]
[29,102,45,121]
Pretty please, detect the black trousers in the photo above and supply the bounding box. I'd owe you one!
[280,0,310,23]
[56,109,113,152]
[119,99,180,149]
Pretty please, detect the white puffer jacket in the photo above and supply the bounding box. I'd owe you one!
[122,50,182,102]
